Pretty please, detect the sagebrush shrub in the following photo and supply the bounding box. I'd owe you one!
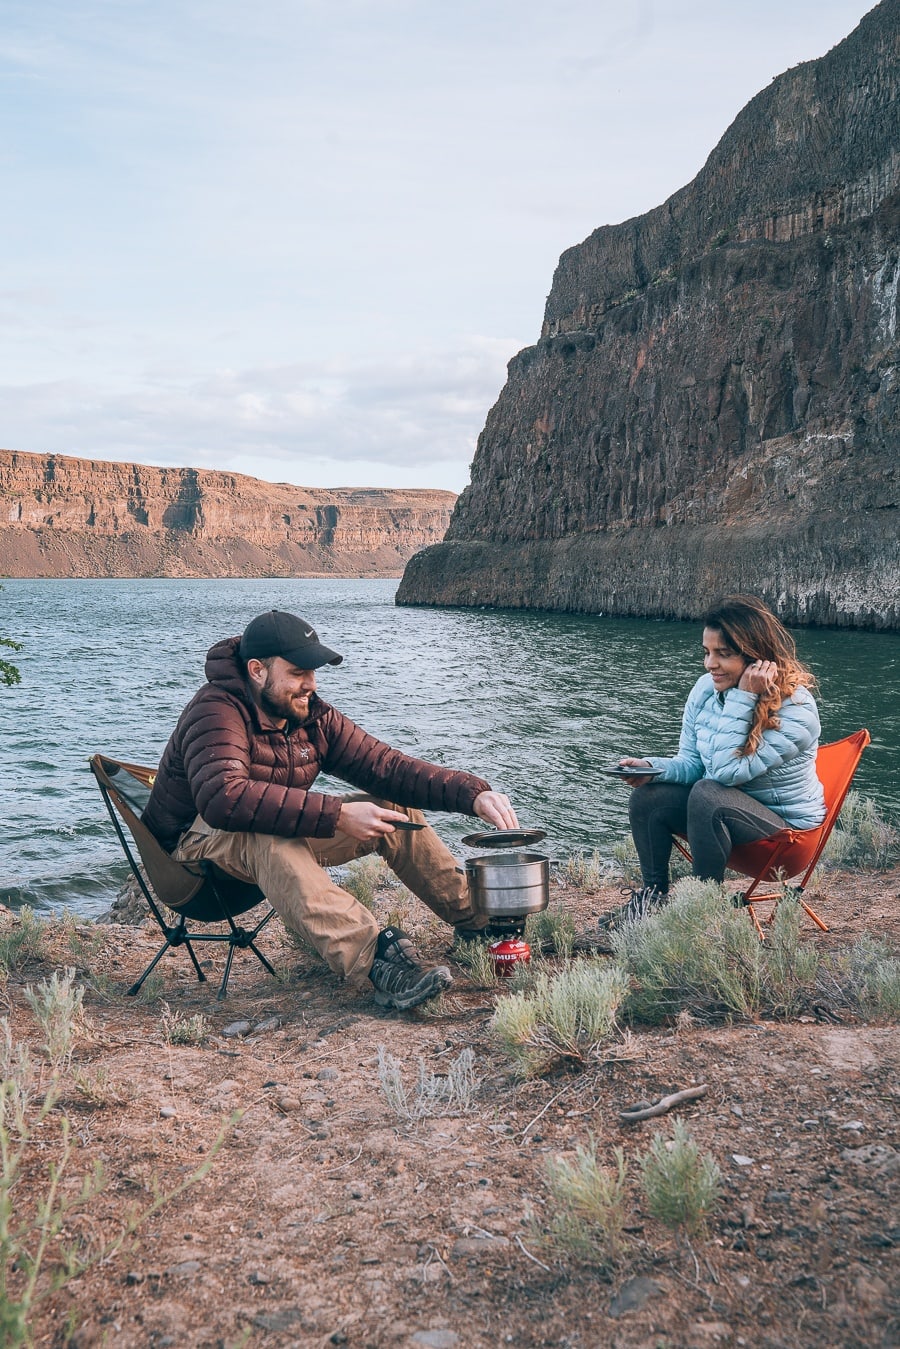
[491,959,629,1074]
[542,1140,629,1266]
[822,792,900,871]
[639,1119,722,1234]
[613,879,763,1023]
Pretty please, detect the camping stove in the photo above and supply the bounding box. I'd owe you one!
[461,828,550,978]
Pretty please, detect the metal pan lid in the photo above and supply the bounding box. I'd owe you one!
[460,827,547,849]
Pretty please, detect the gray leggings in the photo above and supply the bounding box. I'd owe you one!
[628,779,785,891]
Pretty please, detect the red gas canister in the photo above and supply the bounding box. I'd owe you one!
[489,937,531,978]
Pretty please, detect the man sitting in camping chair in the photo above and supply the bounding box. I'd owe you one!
[142,609,518,1011]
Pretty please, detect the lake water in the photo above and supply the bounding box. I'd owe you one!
[1,577,897,918]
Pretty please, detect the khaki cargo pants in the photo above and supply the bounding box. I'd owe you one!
[172,796,481,986]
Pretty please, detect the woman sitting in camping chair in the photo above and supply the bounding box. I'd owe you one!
[604,594,826,929]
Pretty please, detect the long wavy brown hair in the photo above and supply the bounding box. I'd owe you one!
[702,595,818,757]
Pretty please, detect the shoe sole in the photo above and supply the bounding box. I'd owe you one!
[372,965,452,1011]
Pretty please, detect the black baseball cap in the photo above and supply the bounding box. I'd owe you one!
[240,610,343,669]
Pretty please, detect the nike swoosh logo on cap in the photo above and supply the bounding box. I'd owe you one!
[303,628,314,638]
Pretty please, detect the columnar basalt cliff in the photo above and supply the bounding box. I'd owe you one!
[398,0,900,629]
[0,450,455,578]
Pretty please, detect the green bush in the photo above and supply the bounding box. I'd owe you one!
[822,792,900,871]
[0,910,45,974]
[491,960,629,1075]
[639,1119,722,1235]
[541,1141,629,1267]
[827,935,900,1019]
[613,878,764,1023]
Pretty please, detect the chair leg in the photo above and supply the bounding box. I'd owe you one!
[127,921,208,996]
[797,896,829,933]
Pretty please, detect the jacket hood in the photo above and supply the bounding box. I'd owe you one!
[203,635,329,730]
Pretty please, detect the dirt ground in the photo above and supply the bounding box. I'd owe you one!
[3,866,899,1349]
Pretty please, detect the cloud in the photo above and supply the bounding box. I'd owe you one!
[0,335,520,491]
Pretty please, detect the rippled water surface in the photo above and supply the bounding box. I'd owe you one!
[2,578,897,916]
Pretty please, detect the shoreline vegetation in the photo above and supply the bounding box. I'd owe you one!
[2,796,899,1347]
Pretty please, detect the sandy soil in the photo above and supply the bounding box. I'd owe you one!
[3,866,899,1349]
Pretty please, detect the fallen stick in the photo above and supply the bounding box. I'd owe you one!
[619,1083,708,1123]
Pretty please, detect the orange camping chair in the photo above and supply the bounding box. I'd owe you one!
[673,729,871,937]
[90,753,277,999]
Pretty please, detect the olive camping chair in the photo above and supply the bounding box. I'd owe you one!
[672,729,871,937]
[90,753,277,999]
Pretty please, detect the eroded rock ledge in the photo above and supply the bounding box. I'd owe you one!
[398,1,899,630]
[0,449,455,578]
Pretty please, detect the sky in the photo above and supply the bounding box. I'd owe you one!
[0,0,880,493]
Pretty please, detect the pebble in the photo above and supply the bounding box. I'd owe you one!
[802,1119,819,1130]
[731,1154,754,1167]
[608,1276,663,1318]
[411,1333,460,1349]
[248,1271,269,1286]
[166,1260,201,1277]
[222,1020,252,1038]
[318,1067,339,1081]
[254,1017,281,1034]
[731,1104,744,1118]
[841,1120,865,1131]
[841,1144,900,1175]
[450,1237,510,1260]
[159,1106,177,1119]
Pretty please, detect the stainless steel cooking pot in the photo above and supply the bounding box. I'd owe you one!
[465,850,550,920]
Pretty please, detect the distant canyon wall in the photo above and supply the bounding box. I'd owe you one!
[398,0,900,629]
[0,450,455,578]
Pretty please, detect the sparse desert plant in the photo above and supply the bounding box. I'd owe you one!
[23,968,85,1072]
[826,935,900,1019]
[452,936,500,987]
[159,1002,210,1046]
[0,909,46,973]
[340,854,393,909]
[639,1119,722,1235]
[132,972,165,1004]
[72,1066,125,1108]
[528,908,576,959]
[491,960,629,1075]
[611,834,642,884]
[614,878,764,1024]
[561,850,609,891]
[0,1073,237,1349]
[822,792,900,871]
[541,1140,630,1267]
[377,1045,479,1122]
[761,894,820,1016]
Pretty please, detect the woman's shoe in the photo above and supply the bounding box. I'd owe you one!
[596,886,667,932]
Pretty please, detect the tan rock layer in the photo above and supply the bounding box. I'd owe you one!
[0,450,455,578]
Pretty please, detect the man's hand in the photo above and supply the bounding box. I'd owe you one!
[473,791,519,831]
[338,800,411,840]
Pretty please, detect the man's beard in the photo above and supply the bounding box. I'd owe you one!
[259,683,310,724]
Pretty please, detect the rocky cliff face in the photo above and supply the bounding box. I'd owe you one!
[0,450,455,578]
[398,0,900,629]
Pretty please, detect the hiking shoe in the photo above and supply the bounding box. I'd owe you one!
[596,886,667,932]
[369,926,452,1010]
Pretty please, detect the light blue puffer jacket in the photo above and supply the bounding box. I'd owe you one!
[647,674,826,830]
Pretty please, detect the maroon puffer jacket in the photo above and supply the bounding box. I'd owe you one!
[143,636,491,852]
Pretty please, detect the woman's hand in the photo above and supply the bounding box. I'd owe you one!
[619,757,654,789]
[738,660,779,695]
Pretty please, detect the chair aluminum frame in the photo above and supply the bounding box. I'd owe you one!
[90,753,278,999]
